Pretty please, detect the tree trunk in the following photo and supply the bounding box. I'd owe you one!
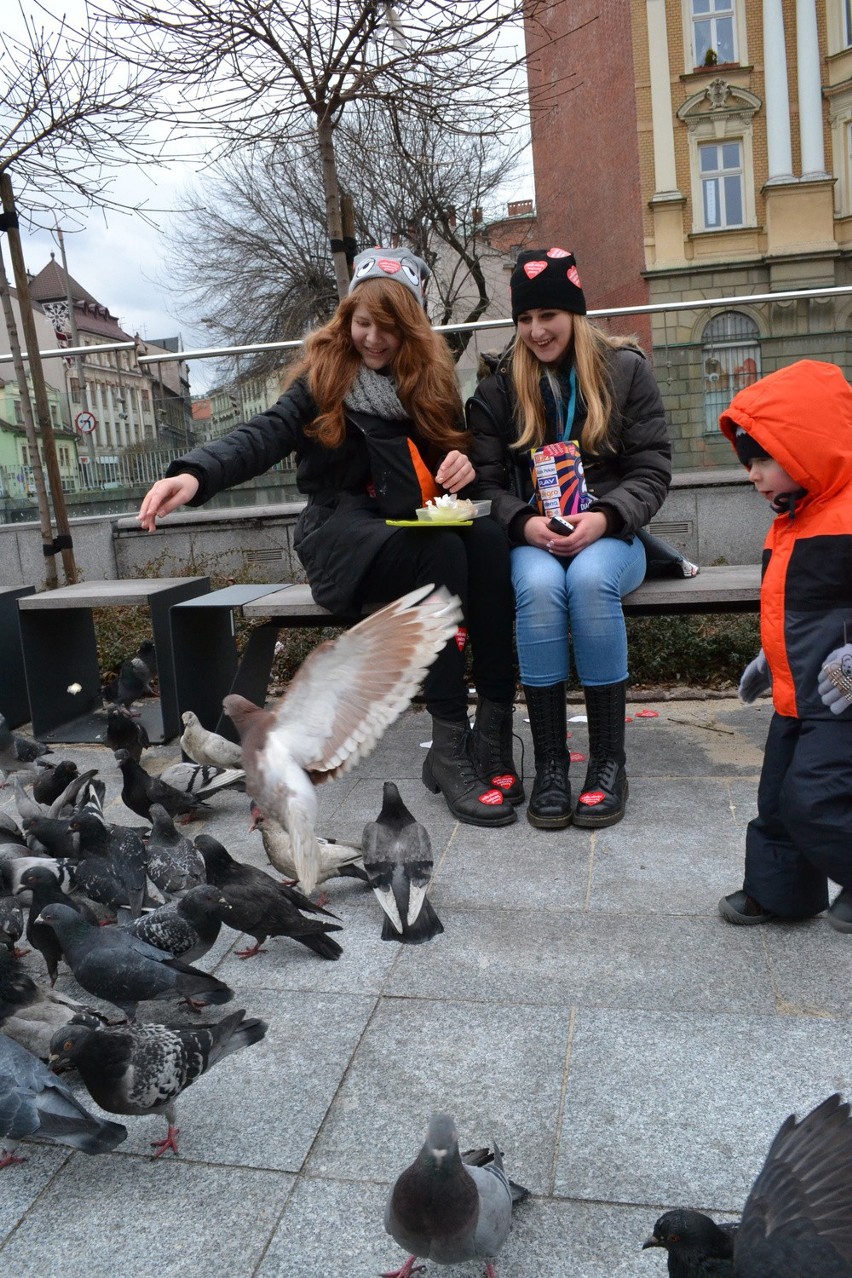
[0,240,58,588]
[0,174,78,585]
[316,111,351,300]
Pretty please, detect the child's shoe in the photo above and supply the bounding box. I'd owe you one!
[828,888,852,933]
[718,890,777,925]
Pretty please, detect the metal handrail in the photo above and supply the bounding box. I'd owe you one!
[2,282,851,368]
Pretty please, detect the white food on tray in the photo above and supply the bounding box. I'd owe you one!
[415,495,490,522]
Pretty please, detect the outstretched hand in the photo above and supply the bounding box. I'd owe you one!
[137,474,200,531]
[435,450,475,493]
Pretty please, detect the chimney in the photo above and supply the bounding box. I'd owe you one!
[507,199,534,218]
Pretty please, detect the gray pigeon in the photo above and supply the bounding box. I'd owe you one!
[158,762,245,798]
[115,751,212,823]
[0,714,51,778]
[0,946,107,1059]
[643,1093,852,1277]
[249,802,369,892]
[69,811,147,918]
[384,1114,528,1277]
[362,782,443,944]
[124,885,229,963]
[34,902,234,1020]
[32,760,79,807]
[49,1009,267,1158]
[0,1030,126,1166]
[0,895,25,954]
[143,804,206,894]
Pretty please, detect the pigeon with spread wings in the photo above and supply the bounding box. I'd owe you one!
[223,584,461,896]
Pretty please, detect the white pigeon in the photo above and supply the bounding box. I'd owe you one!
[223,584,462,895]
[249,802,367,896]
[180,711,243,769]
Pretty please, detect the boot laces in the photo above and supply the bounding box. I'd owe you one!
[584,757,622,792]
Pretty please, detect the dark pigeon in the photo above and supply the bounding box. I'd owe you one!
[384,1113,529,1277]
[124,885,229,963]
[115,751,211,823]
[0,946,107,1060]
[362,782,443,945]
[136,639,158,680]
[0,895,25,954]
[23,814,78,861]
[49,1008,266,1158]
[196,833,343,960]
[18,864,100,985]
[143,804,206,895]
[102,657,154,709]
[32,760,79,807]
[69,811,148,918]
[0,713,52,777]
[0,1030,126,1165]
[34,902,234,1020]
[106,707,150,763]
[642,1094,852,1277]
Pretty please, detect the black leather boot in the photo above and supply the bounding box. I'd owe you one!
[573,680,628,828]
[422,718,517,827]
[523,683,572,829]
[470,697,525,805]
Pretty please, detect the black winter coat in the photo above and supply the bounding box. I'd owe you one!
[166,379,446,613]
[466,346,671,544]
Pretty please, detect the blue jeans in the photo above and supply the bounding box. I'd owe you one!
[511,536,647,686]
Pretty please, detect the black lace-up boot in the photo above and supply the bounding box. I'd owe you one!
[573,680,628,828]
[470,697,525,805]
[523,684,572,829]
[422,717,517,827]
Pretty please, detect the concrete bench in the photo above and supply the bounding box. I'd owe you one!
[170,565,761,739]
[17,578,210,743]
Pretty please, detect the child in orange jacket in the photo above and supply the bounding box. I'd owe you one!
[717,360,852,930]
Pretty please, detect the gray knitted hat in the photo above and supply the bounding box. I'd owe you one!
[348,248,430,307]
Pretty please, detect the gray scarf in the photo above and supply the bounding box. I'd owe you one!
[345,365,408,419]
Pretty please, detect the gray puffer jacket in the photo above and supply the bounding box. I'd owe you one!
[466,346,671,544]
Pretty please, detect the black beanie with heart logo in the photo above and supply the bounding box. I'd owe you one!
[509,248,587,321]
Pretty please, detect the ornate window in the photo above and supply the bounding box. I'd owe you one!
[691,0,736,65]
[677,80,761,232]
[702,311,761,434]
[699,140,743,227]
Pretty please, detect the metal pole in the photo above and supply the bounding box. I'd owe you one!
[55,226,98,485]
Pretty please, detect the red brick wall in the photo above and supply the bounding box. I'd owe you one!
[524,0,650,336]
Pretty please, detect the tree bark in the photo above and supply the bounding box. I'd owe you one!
[1,174,78,585]
[316,112,351,300]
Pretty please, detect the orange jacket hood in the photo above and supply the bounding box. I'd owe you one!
[719,360,852,501]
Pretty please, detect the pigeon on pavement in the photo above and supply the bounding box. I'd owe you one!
[159,762,245,798]
[0,895,25,954]
[223,584,461,898]
[384,1113,529,1278]
[124,885,229,963]
[362,782,443,945]
[0,1030,126,1165]
[0,946,107,1059]
[49,1008,266,1158]
[18,864,100,985]
[196,832,343,960]
[34,902,234,1020]
[143,804,206,895]
[69,811,148,918]
[115,751,212,823]
[0,714,52,779]
[180,711,243,770]
[32,760,79,807]
[102,657,154,709]
[249,802,369,893]
[642,1093,852,1276]
[106,707,150,762]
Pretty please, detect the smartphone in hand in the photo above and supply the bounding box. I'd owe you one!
[547,514,575,535]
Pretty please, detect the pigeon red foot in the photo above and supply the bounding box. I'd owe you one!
[151,1125,180,1158]
[381,1260,425,1278]
[235,941,266,959]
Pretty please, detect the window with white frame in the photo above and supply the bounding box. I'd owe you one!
[692,0,737,66]
[699,141,744,228]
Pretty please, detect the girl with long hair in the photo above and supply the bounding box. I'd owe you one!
[139,248,521,828]
[468,248,671,830]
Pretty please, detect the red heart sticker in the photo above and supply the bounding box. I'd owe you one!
[567,265,581,287]
[547,247,570,258]
[378,258,401,274]
[635,709,659,718]
[523,260,547,279]
[492,774,516,790]
[579,790,606,806]
[569,751,586,763]
[454,626,468,652]
[480,790,505,805]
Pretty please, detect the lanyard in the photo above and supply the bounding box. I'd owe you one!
[560,367,577,442]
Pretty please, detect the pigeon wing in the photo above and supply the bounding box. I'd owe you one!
[737,1094,852,1272]
[269,584,461,779]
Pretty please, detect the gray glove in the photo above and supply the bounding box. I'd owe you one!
[818,644,852,715]
[739,649,771,703]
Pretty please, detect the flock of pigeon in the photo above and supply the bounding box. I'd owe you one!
[2,581,852,1275]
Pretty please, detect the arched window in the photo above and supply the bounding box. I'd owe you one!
[702,310,761,433]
